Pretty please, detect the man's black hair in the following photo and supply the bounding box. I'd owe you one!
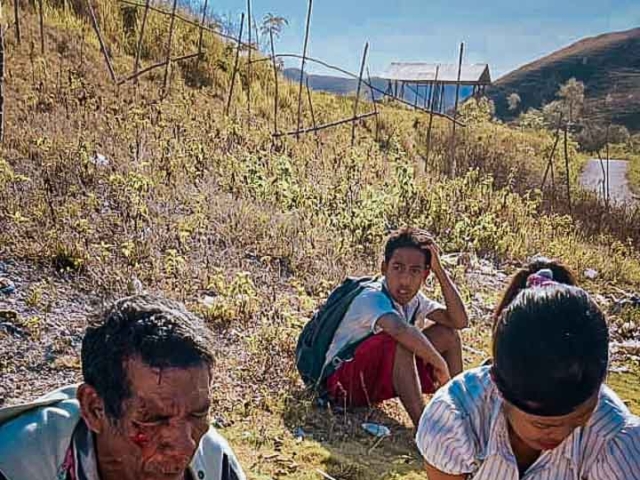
[81,294,215,420]
[384,227,432,267]
[492,285,608,416]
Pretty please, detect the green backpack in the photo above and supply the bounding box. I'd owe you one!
[295,276,381,391]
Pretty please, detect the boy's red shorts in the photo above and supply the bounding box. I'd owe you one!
[325,332,436,407]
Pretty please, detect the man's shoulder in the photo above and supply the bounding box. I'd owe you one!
[0,386,80,479]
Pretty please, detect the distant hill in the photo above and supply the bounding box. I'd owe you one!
[488,28,640,132]
[283,68,385,97]
[283,68,471,109]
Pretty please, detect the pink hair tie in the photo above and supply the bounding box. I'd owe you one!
[526,268,556,288]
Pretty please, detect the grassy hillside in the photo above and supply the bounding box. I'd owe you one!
[488,28,640,132]
[1,3,639,480]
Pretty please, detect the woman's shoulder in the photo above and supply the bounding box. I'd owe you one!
[434,366,497,414]
[416,367,500,474]
[585,385,640,477]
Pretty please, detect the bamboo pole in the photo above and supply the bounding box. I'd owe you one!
[367,67,379,142]
[269,28,279,135]
[133,0,151,83]
[162,0,179,95]
[274,111,377,138]
[563,125,572,214]
[305,78,319,144]
[38,0,44,54]
[540,123,562,190]
[246,0,251,119]
[119,52,200,85]
[86,0,117,83]
[351,42,368,147]
[540,113,562,190]
[197,0,209,57]
[13,0,20,45]
[425,65,439,168]
[605,125,611,205]
[225,13,244,116]
[449,42,464,177]
[0,2,5,142]
[296,0,313,140]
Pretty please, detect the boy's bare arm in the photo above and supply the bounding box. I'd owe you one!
[426,244,469,329]
[377,313,451,385]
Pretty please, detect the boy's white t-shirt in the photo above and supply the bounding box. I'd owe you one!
[323,277,444,369]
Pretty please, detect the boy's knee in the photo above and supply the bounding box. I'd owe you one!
[442,326,461,349]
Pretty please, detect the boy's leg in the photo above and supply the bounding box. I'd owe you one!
[423,324,463,376]
[392,343,425,427]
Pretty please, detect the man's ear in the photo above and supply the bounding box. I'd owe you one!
[381,260,387,275]
[77,383,107,434]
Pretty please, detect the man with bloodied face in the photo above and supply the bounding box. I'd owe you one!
[0,295,245,480]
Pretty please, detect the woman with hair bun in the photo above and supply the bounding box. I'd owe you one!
[415,258,640,480]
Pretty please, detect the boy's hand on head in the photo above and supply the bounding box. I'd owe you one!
[426,243,445,275]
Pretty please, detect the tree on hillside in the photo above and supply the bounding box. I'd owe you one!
[507,92,521,112]
[260,14,288,48]
[540,78,585,129]
[516,108,545,130]
[558,77,585,124]
[459,97,495,124]
[259,13,288,71]
[577,122,630,153]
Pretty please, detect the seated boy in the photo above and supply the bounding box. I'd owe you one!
[321,227,468,427]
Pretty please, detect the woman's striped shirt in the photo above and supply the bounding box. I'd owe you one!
[416,367,640,479]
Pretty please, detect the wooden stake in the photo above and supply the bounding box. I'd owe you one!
[13,0,20,45]
[425,65,439,168]
[449,42,464,177]
[0,4,5,142]
[133,0,151,83]
[120,52,199,85]
[367,67,379,142]
[246,0,252,119]
[162,0,179,96]
[563,125,572,214]
[269,29,279,134]
[274,111,377,138]
[86,0,117,83]
[305,78,319,145]
[225,13,244,116]
[351,42,368,147]
[38,0,44,54]
[197,0,209,57]
[296,0,313,140]
[540,124,562,190]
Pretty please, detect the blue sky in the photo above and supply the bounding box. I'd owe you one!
[194,0,640,79]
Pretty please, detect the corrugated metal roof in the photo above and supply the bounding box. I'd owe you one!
[381,63,491,84]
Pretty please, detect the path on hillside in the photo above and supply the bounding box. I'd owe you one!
[580,159,637,205]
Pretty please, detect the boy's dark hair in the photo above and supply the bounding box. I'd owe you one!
[493,257,576,328]
[384,227,432,267]
[492,285,608,416]
[81,294,215,420]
